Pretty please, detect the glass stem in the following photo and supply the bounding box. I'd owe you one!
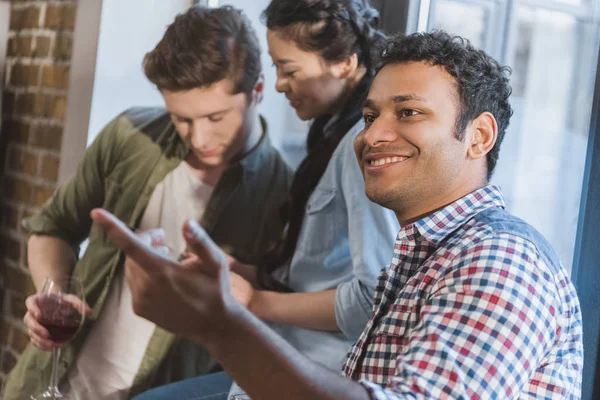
[49,347,62,393]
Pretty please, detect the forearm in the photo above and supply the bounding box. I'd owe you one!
[202,307,371,400]
[28,234,77,290]
[250,289,339,331]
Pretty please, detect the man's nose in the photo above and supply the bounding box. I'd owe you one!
[190,122,210,149]
[363,116,397,147]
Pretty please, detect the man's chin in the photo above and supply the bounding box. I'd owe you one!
[365,189,397,211]
[189,155,225,169]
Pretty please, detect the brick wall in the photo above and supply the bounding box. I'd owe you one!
[0,0,77,386]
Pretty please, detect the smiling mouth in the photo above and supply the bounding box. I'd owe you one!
[367,156,410,167]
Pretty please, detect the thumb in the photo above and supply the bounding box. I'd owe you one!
[182,219,226,275]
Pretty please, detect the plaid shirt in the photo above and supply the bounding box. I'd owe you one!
[342,186,583,399]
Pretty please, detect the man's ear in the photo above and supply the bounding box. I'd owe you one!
[467,111,497,161]
[252,74,265,104]
[330,53,359,79]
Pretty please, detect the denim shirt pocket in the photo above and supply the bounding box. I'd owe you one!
[297,187,338,256]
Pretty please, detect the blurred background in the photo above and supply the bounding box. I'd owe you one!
[0,0,599,397]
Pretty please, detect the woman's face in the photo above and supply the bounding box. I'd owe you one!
[267,29,348,120]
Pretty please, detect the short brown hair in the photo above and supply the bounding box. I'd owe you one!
[143,5,261,94]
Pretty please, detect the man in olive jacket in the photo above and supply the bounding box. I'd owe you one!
[2,6,292,400]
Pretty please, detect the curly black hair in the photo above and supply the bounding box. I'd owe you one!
[380,31,514,179]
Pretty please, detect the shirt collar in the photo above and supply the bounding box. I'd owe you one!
[236,115,271,173]
[405,185,506,244]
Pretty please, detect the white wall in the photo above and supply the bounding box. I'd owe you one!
[86,0,193,146]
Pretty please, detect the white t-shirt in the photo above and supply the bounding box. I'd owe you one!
[61,162,214,400]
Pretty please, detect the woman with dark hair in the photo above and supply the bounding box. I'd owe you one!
[134,1,399,399]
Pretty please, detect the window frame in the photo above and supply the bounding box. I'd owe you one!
[572,37,600,400]
[373,0,412,34]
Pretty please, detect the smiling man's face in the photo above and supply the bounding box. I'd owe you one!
[354,61,474,222]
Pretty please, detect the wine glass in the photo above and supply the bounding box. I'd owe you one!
[31,277,86,400]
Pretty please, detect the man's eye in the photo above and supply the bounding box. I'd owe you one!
[363,115,376,124]
[401,109,419,118]
[208,115,224,122]
[283,71,296,78]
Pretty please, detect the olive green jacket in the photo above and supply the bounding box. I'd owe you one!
[2,107,292,399]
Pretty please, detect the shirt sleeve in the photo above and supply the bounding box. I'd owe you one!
[334,129,400,340]
[22,112,127,255]
[360,234,562,399]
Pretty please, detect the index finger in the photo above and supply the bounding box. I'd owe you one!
[91,208,168,273]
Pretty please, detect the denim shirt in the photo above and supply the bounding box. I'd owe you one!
[274,120,400,371]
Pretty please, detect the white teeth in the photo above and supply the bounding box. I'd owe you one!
[369,156,406,166]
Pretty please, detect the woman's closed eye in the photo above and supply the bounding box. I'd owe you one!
[272,62,296,78]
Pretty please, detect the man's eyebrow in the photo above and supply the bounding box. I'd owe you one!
[167,111,187,119]
[392,94,427,103]
[169,107,232,120]
[363,99,377,109]
[363,94,427,109]
[206,107,231,116]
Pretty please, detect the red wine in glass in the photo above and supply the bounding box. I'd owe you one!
[32,278,86,400]
[37,294,82,345]
[40,320,80,344]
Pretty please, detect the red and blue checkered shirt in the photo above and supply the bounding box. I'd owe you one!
[342,185,583,399]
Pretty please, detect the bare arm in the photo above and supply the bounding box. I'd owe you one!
[27,234,77,291]
[225,255,339,330]
[250,289,338,331]
[226,261,339,331]
[204,307,371,400]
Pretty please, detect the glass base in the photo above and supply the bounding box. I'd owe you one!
[31,387,64,400]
